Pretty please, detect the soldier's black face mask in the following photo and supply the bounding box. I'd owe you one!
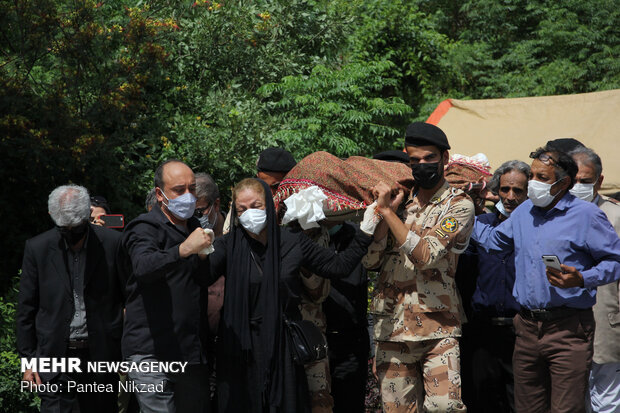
[411,162,443,189]
[57,222,88,246]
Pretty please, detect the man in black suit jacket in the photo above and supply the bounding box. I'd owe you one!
[17,184,124,413]
[121,160,213,413]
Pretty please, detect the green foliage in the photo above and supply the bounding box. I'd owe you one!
[422,0,620,98]
[1,2,618,410]
[0,1,177,288]
[258,61,413,157]
[349,0,620,115]
[348,0,456,118]
[0,275,38,412]
[167,0,353,93]
[145,0,363,197]
[157,90,273,197]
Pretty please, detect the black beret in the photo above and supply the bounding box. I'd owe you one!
[546,138,584,154]
[373,150,410,165]
[257,147,297,173]
[404,122,450,150]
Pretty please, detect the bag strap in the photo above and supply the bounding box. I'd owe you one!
[327,287,359,325]
[249,250,263,275]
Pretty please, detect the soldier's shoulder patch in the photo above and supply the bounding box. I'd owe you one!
[440,216,458,233]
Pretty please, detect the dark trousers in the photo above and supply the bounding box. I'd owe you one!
[327,332,369,413]
[461,316,516,413]
[38,348,118,413]
[127,354,210,413]
[513,310,594,413]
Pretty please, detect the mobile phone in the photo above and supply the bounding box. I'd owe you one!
[101,214,124,228]
[542,255,562,271]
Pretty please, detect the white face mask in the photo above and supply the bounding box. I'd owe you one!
[239,208,267,235]
[161,190,197,220]
[495,200,511,217]
[527,179,560,208]
[569,183,595,202]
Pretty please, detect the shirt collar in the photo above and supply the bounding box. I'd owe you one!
[428,181,453,204]
[408,180,451,205]
[151,203,171,224]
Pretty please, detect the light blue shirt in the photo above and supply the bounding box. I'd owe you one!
[472,192,620,309]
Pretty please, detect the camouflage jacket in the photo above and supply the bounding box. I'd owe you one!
[299,226,330,333]
[593,195,620,364]
[363,182,475,342]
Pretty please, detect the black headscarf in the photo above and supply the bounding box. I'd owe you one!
[221,178,284,407]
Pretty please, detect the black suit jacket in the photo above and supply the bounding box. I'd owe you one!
[17,224,124,380]
[120,206,208,363]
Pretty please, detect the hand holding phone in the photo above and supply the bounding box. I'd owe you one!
[545,259,585,289]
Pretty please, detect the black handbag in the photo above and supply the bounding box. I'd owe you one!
[249,250,328,365]
[283,316,328,365]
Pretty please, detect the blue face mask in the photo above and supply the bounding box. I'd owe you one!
[161,190,197,220]
[198,205,217,229]
[495,200,511,217]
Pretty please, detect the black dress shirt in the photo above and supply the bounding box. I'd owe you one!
[64,238,88,340]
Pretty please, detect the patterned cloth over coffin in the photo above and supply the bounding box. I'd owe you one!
[274,151,414,216]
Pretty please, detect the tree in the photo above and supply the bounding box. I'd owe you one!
[0,0,177,288]
[421,0,620,98]
[258,61,412,158]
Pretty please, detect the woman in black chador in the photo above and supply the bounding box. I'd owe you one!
[205,178,373,413]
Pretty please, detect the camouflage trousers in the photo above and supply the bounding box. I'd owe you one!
[305,357,334,413]
[299,277,333,413]
[376,337,466,413]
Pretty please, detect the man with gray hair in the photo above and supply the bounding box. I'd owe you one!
[194,173,224,235]
[459,160,530,413]
[471,144,620,413]
[194,172,226,411]
[17,184,124,413]
[145,187,158,212]
[569,146,620,413]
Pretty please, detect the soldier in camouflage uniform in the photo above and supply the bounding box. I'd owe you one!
[364,122,475,412]
[300,226,334,413]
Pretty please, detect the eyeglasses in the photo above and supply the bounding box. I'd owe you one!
[530,152,558,166]
[194,204,212,217]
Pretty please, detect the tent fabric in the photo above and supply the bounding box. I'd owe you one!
[426,89,620,194]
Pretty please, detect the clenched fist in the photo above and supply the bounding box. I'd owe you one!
[179,227,214,258]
